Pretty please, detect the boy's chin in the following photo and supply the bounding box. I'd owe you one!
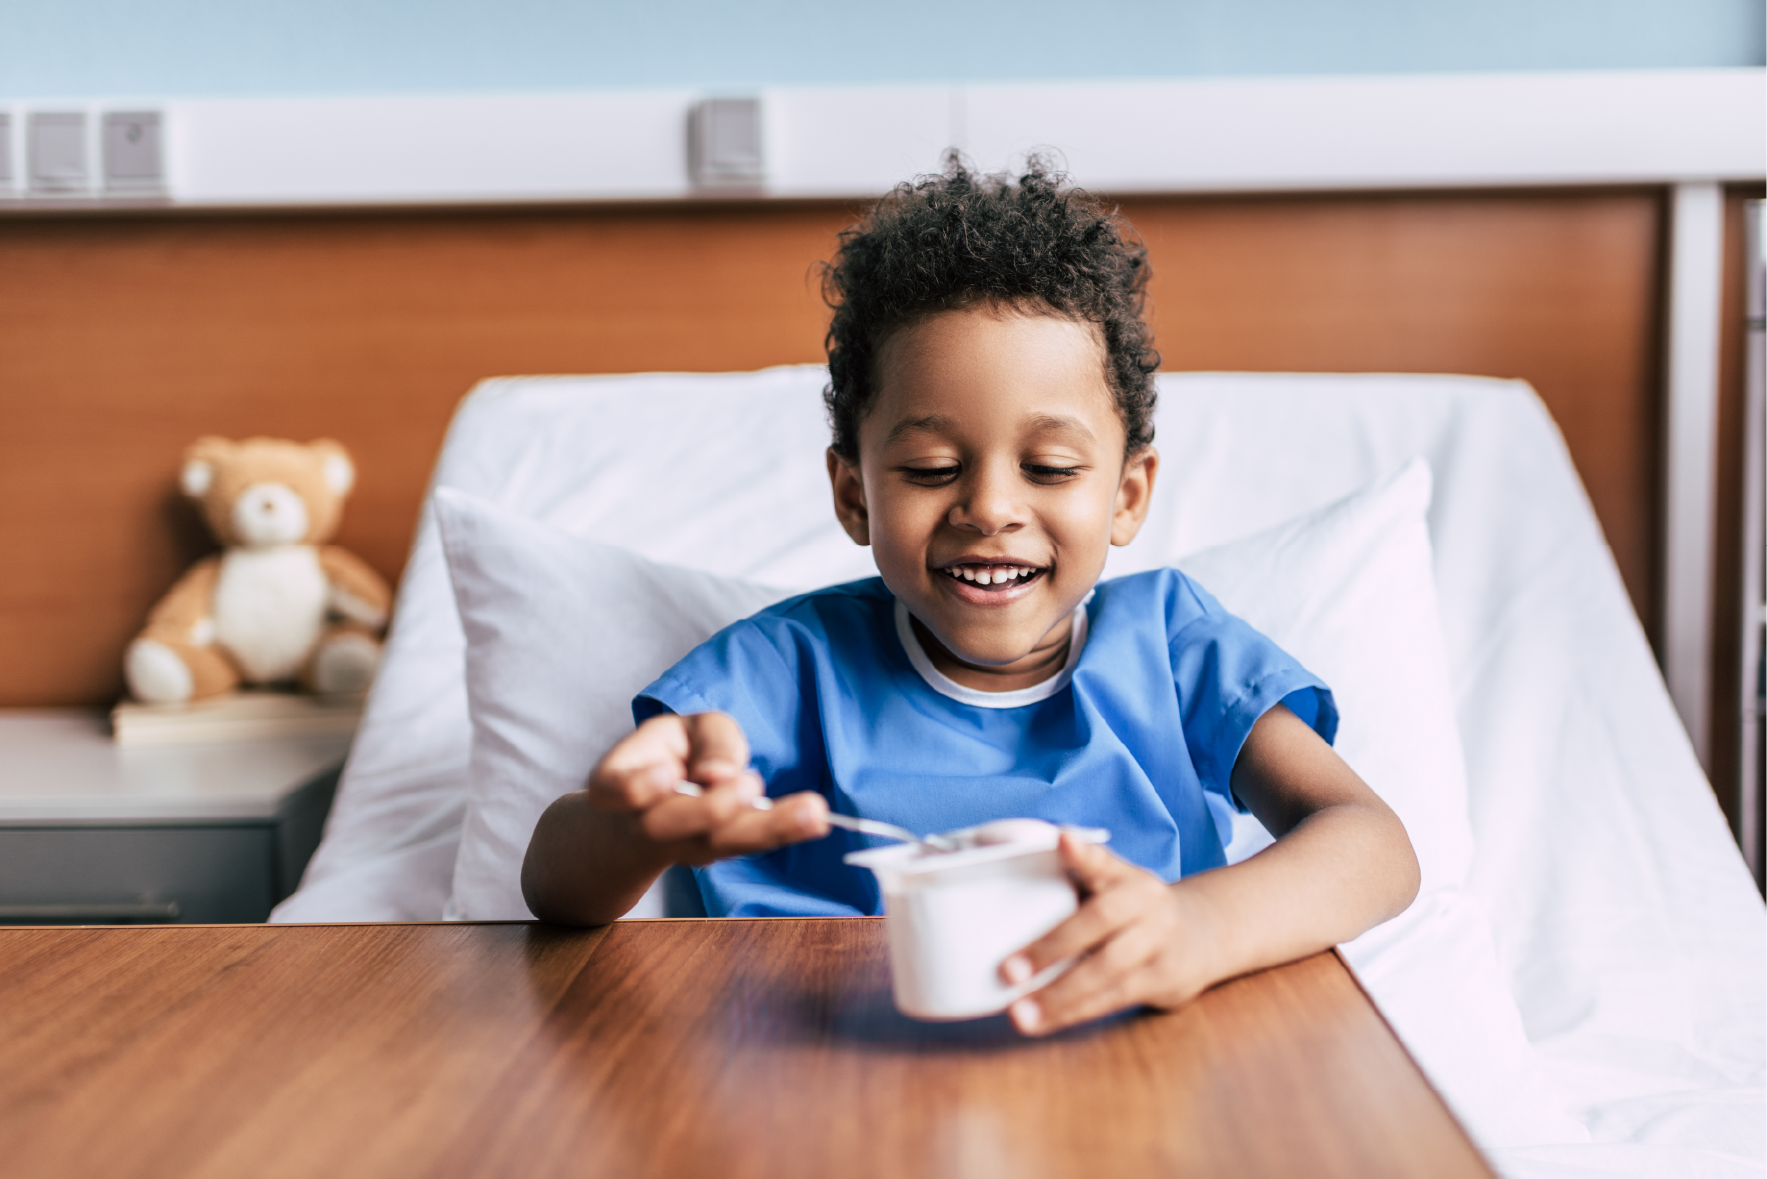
[921,611,1064,670]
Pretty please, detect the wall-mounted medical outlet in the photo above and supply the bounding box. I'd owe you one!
[29,111,88,193]
[689,98,764,191]
[104,111,163,192]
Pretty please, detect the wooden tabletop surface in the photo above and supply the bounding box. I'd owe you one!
[0,919,1492,1179]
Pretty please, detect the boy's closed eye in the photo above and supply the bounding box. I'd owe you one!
[899,464,961,484]
[1024,463,1084,482]
[895,462,1086,485]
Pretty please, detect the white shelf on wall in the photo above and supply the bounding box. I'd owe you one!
[0,69,1760,211]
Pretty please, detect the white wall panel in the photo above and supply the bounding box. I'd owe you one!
[961,70,1766,191]
[763,86,953,198]
[166,91,696,206]
[2,69,1760,209]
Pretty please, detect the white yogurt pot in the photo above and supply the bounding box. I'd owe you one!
[844,819,1108,1021]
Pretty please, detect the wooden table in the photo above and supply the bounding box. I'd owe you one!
[0,919,1493,1179]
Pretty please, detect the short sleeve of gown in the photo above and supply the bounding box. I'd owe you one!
[632,616,815,795]
[1166,573,1337,812]
[631,602,880,917]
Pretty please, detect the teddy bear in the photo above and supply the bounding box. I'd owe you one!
[124,436,393,705]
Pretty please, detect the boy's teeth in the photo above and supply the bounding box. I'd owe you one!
[950,564,1033,585]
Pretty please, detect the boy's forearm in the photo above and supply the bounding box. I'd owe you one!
[1172,799,1418,996]
[521,792,674,926]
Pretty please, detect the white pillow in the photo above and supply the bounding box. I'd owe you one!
[435,486,794,922]
[1179,459,1585,1149]
[1179,458,1473,894]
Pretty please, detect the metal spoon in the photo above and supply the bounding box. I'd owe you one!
[672,781,952,849]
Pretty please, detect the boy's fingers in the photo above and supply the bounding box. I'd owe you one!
[706,792,830,853]
[1001,893,1128,982]
[1011,923,1160,1036]
[638,795,714,843]
[639,774,764,843]
[1013,972,1136,1037]
[592,761,682,813]
[641,784,826,851]
[588,712,754,814]
[588,716,694,811]
[1005,861,1158,979]
[681,712,752,787]
[1060,832,1135,895]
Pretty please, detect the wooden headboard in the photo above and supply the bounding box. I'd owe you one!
[0,187,1749,721]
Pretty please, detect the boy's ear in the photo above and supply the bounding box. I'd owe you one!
[1110,446,1159,547]
[826,449,871,546]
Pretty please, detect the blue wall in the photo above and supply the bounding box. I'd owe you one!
[2,0,1760,99]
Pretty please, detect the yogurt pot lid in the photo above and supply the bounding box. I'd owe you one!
[843,817,1110,875]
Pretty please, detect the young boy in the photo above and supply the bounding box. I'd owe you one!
[523,160,1419,1037]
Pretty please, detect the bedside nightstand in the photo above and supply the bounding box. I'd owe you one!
[0,711,349,924]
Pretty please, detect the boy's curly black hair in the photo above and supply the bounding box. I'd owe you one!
[821,153,1160,462]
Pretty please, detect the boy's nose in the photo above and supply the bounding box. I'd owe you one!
[947,469,1025,535]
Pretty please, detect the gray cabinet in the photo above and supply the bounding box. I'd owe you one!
[0,713,346,924]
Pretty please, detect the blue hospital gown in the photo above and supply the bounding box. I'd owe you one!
[634,569,1335,917]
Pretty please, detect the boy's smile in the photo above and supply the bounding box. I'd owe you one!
[829,303,1157,692]
[937,559,1045,599]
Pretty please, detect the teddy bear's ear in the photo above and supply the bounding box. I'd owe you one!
[179,461,213,498]
[180,436,231,498]
[310,439,355,496]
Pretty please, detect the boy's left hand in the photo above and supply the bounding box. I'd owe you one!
[1000,833,1212,1036]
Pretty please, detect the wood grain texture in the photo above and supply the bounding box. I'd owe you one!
[0,920,1491,1179]
[0,204,851,708]
[1119,188,1666,637]
[0,191,1664,706]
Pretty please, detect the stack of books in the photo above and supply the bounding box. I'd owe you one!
[110,690,365,747]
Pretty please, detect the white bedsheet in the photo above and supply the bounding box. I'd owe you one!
[274,366,1764,1176]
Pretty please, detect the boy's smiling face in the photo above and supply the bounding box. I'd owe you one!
[829,303,1157,689]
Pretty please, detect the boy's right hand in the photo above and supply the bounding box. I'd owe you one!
[588,712,831,865]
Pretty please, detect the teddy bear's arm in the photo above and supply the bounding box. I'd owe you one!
[141,556,223,645]
[317,546,392,629]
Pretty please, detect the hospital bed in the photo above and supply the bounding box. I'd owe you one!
[273,366,1765,1178]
